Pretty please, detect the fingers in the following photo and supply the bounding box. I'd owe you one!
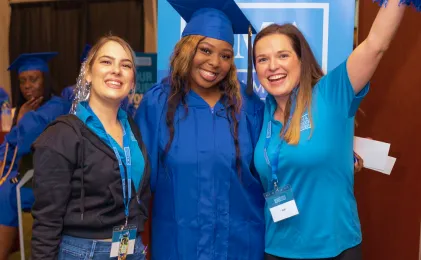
[33,96,44,107]
[28,96,43,109]
[26,97,36,105]
[353,152,364,172]
[354,162,360,172]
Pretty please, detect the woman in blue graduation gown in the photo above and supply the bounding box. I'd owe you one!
[135,1,265,259]
[0,52,71,260]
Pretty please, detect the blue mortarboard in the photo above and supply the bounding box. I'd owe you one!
[8,52,58,74]
[168,0,256,46]
[167,0,256,94]
[80,44,92,62]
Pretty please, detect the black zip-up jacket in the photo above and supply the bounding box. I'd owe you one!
[31,114,151,259]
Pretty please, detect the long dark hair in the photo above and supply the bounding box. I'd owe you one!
[165,35,243,176]
[12,72,54,126]
[253,24,324,144]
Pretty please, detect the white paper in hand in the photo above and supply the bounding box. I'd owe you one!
[354,137,390,171]
[367,156,397,175]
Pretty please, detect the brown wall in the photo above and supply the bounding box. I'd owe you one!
[0,2,11,98]
[355,3,421,260]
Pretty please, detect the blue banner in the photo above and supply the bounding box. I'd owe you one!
[134,52,157,108]
[158,0,356,99]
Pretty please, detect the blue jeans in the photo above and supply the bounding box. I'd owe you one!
[58,235,146,260]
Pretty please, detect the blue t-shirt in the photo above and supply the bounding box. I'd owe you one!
[75,101,144,192]
[254,60,369,258]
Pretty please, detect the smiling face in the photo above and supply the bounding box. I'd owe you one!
[254,33,301,99]
[86,40,135,104]
[189,37,233,91]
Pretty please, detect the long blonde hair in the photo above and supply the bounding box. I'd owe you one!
[253,24,324,145]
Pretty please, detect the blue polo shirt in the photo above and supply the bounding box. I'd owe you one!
[254,60,369,258]
[75,101,144,192]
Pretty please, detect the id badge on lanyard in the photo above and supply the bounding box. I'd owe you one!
[108,120,137,259]
[263,121,299,223]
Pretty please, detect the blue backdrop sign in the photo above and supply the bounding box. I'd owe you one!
[157,0,356,99]
[134,52,157,108]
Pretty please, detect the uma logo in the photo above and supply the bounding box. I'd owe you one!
[233,3,329,73]
[274,195,287,204]
[300,113,311,132]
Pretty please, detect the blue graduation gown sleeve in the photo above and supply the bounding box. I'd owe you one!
[120,96,137,118]
[16,96,71,158]
[134,83,168,192]
[0,96,71,176]
[60,85,75,101]
[239,82,264,149]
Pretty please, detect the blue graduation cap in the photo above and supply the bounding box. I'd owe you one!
[8,52,58,74]
[167,0,256,94]
[168,0,256,46]
[80,44,92,62]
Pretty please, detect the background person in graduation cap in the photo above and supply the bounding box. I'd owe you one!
[11,53,57,125]
[31,35,150,259]
[252,0,416,259]
[135,0,266,259]
[0,52,72,260]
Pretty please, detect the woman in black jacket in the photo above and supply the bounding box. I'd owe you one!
[31,35,150,260]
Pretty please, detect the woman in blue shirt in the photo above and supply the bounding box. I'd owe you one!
[252,1,409,259]
[31,35,150,259]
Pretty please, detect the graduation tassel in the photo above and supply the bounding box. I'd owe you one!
[0,145,18,186]
[246,24,254,96]
[374,0,421,11]
[0,143,9,184]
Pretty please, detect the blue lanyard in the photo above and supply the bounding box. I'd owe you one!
[263,121,283,190]
[107,120,132,226]
[264,118,357,192]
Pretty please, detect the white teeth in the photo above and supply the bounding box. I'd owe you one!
[107,80,122,86]
[201,70,216,76]
[268,74,286,80]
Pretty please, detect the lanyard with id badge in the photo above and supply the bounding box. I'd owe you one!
[263,121,299,222]
[108,121,137,260]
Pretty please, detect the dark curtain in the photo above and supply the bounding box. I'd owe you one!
[9,0,145,106]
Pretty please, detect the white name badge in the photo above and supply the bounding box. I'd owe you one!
[110,224,137,258]
[264,185,299,222]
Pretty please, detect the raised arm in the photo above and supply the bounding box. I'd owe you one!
[347,0,407,93]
